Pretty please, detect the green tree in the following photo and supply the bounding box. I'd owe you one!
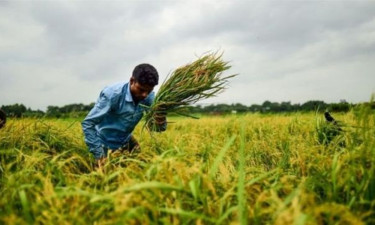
[1,104,27,117]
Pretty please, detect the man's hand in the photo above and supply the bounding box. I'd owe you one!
[154,113,166,125]
[149,113,167,132]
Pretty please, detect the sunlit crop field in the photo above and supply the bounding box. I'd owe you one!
[0,108,374,224]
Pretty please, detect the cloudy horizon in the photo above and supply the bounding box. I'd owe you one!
[1,0,375,111]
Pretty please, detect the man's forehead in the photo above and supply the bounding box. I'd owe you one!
[136,82,154,90]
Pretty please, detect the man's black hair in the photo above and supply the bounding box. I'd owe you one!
[132,63,159,86]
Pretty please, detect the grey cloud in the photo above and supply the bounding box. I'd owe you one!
[28,1,176,55]
[29,2,127,55]
[1,0,374,110]
[173,1,375,53]
[169,1,375,84]
[16,1,179,82]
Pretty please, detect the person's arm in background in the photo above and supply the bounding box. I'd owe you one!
[81,89,114,160]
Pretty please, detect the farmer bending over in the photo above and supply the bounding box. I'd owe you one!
[82,64,166,167]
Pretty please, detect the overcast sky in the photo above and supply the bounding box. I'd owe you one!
[1,0,375,110]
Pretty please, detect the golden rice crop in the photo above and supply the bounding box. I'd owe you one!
[0,107,374,224]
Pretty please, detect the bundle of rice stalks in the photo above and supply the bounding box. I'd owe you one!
[144,52,236,130]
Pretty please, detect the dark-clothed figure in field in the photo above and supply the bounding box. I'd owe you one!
[82,64,166,167]
[0,109,6,129]
[324,111,342,131]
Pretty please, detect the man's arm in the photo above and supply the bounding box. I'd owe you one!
[81,91,113,159]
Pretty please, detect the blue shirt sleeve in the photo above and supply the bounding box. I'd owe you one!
[144,92,155,107]
[81,89,115,159]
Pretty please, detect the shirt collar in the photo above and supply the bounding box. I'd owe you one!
[125,82,134,103]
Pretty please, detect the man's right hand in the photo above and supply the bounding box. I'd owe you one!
[149,105,167,132]
[149,113,167,132]
[154,113,166,125]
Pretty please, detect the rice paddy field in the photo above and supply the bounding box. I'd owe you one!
[0,106,374,224]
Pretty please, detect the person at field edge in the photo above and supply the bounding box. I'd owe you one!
[81,64,167,167]
[0,109,6,129]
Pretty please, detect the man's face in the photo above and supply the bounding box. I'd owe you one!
[130,77,154,103]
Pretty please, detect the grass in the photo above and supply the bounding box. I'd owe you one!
[0,107,374,224]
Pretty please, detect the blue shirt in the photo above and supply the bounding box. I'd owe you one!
[82,82,154,159]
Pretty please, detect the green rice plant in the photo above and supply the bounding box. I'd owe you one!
[158,207,217,223]
[330,153,340,200]
[316,116,344,146]
[208,135,236,178]
[144,52,236,130]
[18,190,32,223]
[115,181,186,193]
[238,124,247,225]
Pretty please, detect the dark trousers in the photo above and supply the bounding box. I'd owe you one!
[103,135,140,157]
[119,135,140,153]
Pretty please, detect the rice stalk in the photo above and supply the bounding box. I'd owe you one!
[209,135,236,178]
[114,181,186,194]
[158,207,218,223]
[238,124,247,225]
[19,190,32,223]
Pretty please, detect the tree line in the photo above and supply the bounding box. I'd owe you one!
[188,100,356,114]
[0,103,94,118]
[2,100,373,118]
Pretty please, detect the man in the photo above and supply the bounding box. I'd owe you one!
[82,63,166,167]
